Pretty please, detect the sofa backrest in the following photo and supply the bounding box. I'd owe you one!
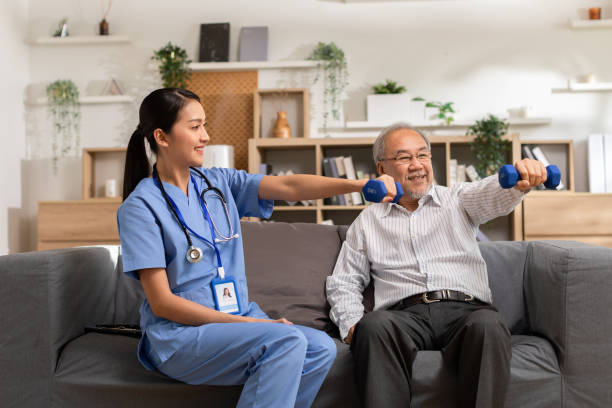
[114,221,529,335]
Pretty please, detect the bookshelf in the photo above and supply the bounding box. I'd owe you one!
[82,147,126,200]
[519,140,574,192]
[254,89,310,139]
[248,134,525,240]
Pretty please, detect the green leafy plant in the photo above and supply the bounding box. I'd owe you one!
[412,96,425,101]
[152,42,192,88]
[308,41,349,130]
[426,101,455,125]
[372,79,406,94]
[467,114,511,178]
[53,18,69,37]
[46,80,81,170]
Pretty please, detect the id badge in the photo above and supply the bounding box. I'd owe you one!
[211,277,241,315]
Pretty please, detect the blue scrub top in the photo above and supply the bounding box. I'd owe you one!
[117,167,273,369]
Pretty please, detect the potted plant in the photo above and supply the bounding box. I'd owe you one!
[308,41,349,130]
[426,101,456,125]
[467,114,511,178]
[367,79,411,124]
[46,79,81,170]
[152,42,192,88]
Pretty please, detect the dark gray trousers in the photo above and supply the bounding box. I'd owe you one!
[350,300,511,408]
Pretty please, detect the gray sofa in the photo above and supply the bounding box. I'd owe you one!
[1,221,612,407]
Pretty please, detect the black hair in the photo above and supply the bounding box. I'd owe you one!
[122,88,201,200]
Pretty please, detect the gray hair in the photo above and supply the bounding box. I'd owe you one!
[372,122,431,164]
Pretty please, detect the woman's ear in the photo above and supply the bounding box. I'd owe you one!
[153,129,169,148]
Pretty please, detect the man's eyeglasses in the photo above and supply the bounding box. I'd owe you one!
[381,151,432,165]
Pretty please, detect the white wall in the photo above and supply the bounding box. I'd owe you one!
[1,1,29,255]
[9,0,612,251]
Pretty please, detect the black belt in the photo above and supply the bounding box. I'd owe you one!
[395,290,484,309]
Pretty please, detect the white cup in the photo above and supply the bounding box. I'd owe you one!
[105,179,117,198]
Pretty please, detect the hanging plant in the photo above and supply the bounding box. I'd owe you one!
[467,114,511,178]
[46,80,81,169]
[308,41,349,130]
[152,42,192,88]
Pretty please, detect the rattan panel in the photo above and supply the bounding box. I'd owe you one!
[188,71,257,171]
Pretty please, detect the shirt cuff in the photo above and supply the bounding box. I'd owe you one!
[339,314,364,342]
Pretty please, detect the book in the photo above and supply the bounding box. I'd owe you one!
[605,134,612,193]
[456,164,466,183]
[531,146,564,190]
[322,158,340,205]
[199,23,230,62]
[589,134,606,193]
[343,156,363,205]
[238,26,268,62]
[334,156,352,205]
[449,159,457,186]
[258,163,271,175]
[521,145,536,160]
[465,165,481,182]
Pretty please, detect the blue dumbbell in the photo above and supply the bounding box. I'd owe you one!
[363,179,404,203]
[499,164,561,189]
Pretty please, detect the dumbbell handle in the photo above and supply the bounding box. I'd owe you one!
[499,164,561,189]
[363,179,404,203]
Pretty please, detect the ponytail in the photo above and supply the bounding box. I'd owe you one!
[121,87,201,201]
[122,125,150,200]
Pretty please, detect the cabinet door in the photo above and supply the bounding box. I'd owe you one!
[523,194,612,248]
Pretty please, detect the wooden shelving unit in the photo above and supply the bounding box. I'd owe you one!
[254,89,310,139]
[249,134,526,240]
[82,147,126,200]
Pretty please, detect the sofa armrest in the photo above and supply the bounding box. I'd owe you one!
[524,240,612,406]
[0,247,117,385]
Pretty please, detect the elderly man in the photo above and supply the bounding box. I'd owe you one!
[326,123,548,408]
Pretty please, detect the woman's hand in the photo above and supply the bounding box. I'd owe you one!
[248,317,294,325]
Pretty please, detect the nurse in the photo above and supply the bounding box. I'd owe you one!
[117,88,396,408]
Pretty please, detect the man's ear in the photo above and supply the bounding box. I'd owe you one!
[376,161,385,176]
[153,129,169,147]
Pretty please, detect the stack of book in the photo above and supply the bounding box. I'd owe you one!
[449,160,481,186]
[588,134,612,193]
[522,145,565,190]
[322,156,366,206]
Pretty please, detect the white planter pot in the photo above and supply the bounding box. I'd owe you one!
[409,100,426,123]
[367,94,412,124]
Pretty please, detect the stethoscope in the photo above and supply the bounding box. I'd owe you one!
[152,163,239,268]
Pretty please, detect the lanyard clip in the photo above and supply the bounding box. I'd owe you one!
[217,266,225,280]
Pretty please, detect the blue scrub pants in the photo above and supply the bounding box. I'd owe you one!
[154,314,336,407]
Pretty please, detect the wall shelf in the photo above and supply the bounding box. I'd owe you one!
[569,19,612,29]
[31,35,130,45]
[189,60,318,72]
[30,95,134,105]
[328,117,552,131]
[552,81,612,93]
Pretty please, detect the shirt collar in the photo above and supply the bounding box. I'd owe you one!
[380,183,441,217]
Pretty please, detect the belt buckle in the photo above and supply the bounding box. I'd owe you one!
[421,292,440,304]
[464,294,474,302]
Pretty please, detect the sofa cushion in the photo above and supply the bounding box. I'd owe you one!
[241,221,343,334]
[411,334,561,408]
[478,241,529,334]
[54,333,243,407]
[54,333,358,408]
